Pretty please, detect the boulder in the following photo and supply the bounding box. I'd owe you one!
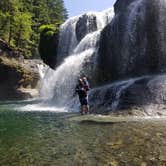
[39,32,59,69]
[89,75,166,116]
[0,38,42,100]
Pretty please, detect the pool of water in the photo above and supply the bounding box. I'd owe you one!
[0,101,166,165]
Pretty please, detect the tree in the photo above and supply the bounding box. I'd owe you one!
[0,0,68,58]
[13,12,32,49]
[54,0,68,23]
[0,12,10,41]
[0,0,22,44]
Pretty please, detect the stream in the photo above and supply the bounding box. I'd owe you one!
[0,101,166,165]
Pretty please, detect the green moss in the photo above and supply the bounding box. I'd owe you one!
[38,24,59,68]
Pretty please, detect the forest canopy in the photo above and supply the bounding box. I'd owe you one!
[0,0,68,58]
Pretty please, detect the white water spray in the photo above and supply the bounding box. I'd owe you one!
[40,49,94,102]
[38,8,115,110]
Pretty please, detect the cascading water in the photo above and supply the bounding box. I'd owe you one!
[121,0,146,74]
[57,8,114,63]
[38,8,115,111]
[89,76,151,113]
[157,0,166,70]
[40,49,94,103]
[126,0,145,42]
[56,16,79,63]
[37,64,48,79]
[21,0,166,115]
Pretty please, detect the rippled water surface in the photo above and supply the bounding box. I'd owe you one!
[0,102,166,166]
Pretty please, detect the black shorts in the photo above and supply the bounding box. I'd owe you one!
[79,98,88,106]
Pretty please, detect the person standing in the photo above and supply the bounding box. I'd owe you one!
[82,76,90,113]
[75,78,89,115]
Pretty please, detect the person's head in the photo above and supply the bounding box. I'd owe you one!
[82,77,87,82]
[81,73,86,79]
[78,78,83,86]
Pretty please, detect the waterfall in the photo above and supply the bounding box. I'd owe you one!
[37,64,48,79]
[121,0,146,74]
[22,1,166,115]
[89,78,140,112]
[89,75,152,112]
[157,0,166,71]
[126,0,145,42]
[40,49,94,102]
[57,16,79,63]
[57,8,114,62]
[39,8,115,110]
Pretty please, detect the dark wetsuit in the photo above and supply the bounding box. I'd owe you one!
[75,84,88,106]
[83,78,90,91]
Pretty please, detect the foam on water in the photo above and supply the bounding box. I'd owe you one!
[18,104,68,112]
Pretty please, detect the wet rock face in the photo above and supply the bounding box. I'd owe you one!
[119,75,166,111]
[98,0,166,84]
[76,14,97,42]
[114,0,137,14]
[0,56,41,100]
[119,77,153,110]
[0,38,42,100]
[89,75,166,115]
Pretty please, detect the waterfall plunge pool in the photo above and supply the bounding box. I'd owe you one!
[0,100,166,165]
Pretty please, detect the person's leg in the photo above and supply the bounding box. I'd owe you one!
[79,98,84,115]
[86,104,90,114]
[80,105,84,115]
[84,98,89,114]
[83,105,87,114]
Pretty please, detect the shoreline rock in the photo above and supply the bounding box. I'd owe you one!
[0,38,44,101]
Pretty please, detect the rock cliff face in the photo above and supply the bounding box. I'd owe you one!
[114,0,137,14]
[90,0,166,114]
[42,10,112,68]
[76,14,97,42]
[89,74,166,116]
[0,39,42,100]
[98,0,166,84]
[39,0,166,115]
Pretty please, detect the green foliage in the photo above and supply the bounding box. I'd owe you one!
[0,11,10,40]
[0,0,68,58]
[39,24,57,33]
[39,24,59,68]
[13,12,32,46]
[39,25,56,50]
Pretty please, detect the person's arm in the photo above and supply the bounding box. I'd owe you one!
[85,80,90,91]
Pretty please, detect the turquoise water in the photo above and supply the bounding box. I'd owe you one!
[0,101,166,165]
